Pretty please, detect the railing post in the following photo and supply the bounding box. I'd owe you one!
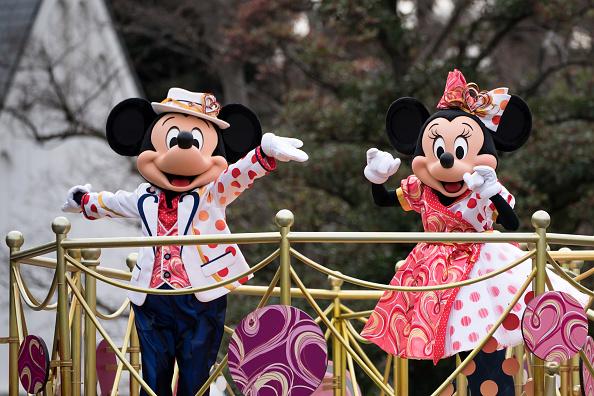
[532,210,550,396]
[544,362,560,396]
[275,210,294,306]
[329,275,346,396]
[6,231,24,396]
[82,248,101,396]
[127,253,140,396]
[559,248,572,396]
[513,344,525,396]
[570,257,584,391]
[69,249,83,396]
[455,354,467,396]
[53,217,73,396]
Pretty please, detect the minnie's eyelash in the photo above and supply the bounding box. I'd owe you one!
[429,129,441,140]
[460,129,472,138]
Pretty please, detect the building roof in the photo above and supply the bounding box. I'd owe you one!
[0,0,43,102]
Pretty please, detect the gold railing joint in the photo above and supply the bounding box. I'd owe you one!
[106,346,141,353]
[0,336,19,344]
[332,376,341,389]
[50,359,73,368]
[105,364,141,371]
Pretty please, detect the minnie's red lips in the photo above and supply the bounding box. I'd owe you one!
[442,181,464,193]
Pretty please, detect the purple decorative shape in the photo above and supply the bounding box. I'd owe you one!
[228,305,328,396]
[18,335,50,393]
[96,339,118,395]
[521,290,588,362]
[581,336,594,396]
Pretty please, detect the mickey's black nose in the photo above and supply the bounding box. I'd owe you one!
[440,152,454,168]
[177,130,193,149]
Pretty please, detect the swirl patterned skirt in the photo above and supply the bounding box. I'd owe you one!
[361,241,589,364]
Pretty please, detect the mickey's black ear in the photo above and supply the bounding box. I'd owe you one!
[218,104,262,164]
[492,95,532,152]
[106,98,157,156]
[386,97,431,155]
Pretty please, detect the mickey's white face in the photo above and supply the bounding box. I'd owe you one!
[136,113,227,192]
[412,116,497,197]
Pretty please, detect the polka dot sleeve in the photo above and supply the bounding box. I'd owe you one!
[208,148,274,209]
[81,185,145,220]
[484,183,515,222]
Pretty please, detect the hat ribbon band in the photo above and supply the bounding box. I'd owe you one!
[160,97,221,117]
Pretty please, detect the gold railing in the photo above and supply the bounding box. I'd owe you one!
[4,209,594,396]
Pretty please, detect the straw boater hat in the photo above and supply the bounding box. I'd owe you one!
[151,88,230,129]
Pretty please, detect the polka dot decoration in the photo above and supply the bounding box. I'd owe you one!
[580,336,594,396]
[228,305,328,396]
[502,357,521,376]
[521,291,588,362]
[502,313,520,331]
[439,383,454,396]
[460,359,476,376]
[524,379,534,396]
[18,335,50,394]
[480,380,498,396]
[481,336,498,354]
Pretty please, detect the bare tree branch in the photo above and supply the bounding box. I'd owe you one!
[469,14,530,70]
[414,0,472,68]
[520,58,593,98]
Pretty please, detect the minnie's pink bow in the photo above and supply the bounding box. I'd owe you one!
[437,69,511,132]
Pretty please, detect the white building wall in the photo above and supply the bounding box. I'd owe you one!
[0,0,144,393]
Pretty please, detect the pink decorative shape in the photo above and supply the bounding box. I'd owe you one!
[521,291,588,362]
[581,336,594,396]
[96,339,117,395]
[18,335,49,394]
[228,305,328,396]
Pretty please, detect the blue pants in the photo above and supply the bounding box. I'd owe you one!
[131,286,227,396]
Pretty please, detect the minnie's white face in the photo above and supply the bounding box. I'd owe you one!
[136,113,227,192]
[411,116,497,197]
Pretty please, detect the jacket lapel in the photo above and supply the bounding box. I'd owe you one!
[138,187,159,254]
[178,190,200,254]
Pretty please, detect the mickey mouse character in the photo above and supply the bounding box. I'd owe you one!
[359,70,587,386]
[61,88,308,395]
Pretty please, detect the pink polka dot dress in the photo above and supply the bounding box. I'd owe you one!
[361,175,588,364]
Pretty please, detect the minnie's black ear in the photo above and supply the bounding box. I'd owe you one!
[218,104,262,164]
[386,97,431,155]
[106,98,157,156]
[492,95,532,152]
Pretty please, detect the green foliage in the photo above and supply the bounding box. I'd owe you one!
[111,0,593,393]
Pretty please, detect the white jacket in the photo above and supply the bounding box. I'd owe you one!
[80,149,275,304]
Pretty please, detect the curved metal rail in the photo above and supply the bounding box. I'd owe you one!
[4,210,594,396]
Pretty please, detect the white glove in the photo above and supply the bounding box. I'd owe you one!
[462,166,501,198]
[61,184,92,213]
[364,148,401,184]
[261,133,308,162]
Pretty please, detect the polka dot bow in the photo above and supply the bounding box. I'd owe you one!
[437,69,511,132]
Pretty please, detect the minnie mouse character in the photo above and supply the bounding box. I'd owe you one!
[360,70,587,386]
[61,88,308,395]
